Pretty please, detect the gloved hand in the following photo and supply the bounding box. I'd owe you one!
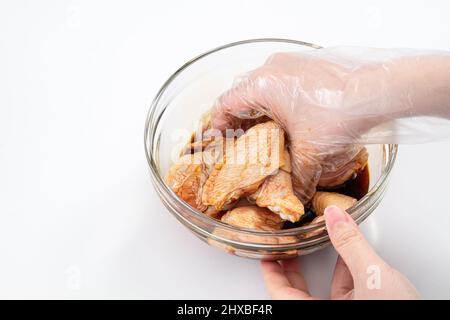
[211,47,450,202]
[261,206,420,300]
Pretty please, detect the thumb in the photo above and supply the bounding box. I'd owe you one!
[324,205,387,280]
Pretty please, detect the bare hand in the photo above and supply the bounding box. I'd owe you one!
[261,206,420,300]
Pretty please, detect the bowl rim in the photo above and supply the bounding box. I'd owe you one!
[144,38,398,237]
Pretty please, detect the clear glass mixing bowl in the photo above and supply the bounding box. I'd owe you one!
[145,39,397,260]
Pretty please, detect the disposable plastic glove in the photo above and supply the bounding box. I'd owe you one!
[211,47,450,202]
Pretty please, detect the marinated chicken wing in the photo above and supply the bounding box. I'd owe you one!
[167,136,236,216]
[208,206,298,258]
[166,152,208,211]
[251,151,304,223]
[180,138,214,156]
[312,191,357,216]
[221,206,284,230]
[202,121,285,210]
[208,206,297,254]
[201,137,234,173]
[318,147,369,188]
[180,111,213,156]
[252,170,305,222]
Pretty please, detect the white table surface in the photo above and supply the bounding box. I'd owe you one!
[1,0,450,299]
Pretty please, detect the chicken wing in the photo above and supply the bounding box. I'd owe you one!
[166,152,208,211]
[252,170,305,223]
[221,206,284,231]
[202,121,285,210]
[167,136,236,215]
[312,191,357,216]
[208,206,297,254]
[318,147,369,188]
[251,151,304,222]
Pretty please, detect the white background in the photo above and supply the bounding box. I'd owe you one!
[1,0,450,299]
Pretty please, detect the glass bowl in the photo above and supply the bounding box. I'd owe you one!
[144,38,398,260]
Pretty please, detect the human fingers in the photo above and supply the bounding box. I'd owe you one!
[324,206,388,281]
[330,256,354,299]
[260,261,313,300]
[280,258,310,294]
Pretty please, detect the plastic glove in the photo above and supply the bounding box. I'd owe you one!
[261,206,420,300]
[211,47,450,202]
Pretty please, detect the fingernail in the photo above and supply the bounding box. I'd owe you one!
[324,205,349,231]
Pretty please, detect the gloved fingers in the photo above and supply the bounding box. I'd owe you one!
[289,145,323,203]
[211,76,262,131]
